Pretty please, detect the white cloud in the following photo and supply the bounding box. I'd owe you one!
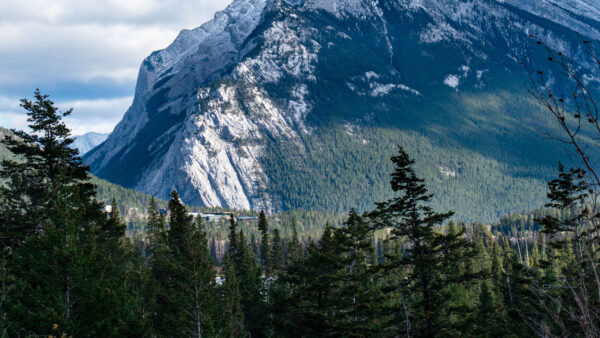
[60,97,134,135]
[0,0,232,133]
[0,0,232,26]
[0,95,133,135]
[0,22,180,87]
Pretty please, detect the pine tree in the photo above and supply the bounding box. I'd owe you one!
[146,196,166,258]
[154,192,218,337]
[272,212,386,337]
[288,216,302,263]
[228,214,239,258]
[103,198,127,240]
[258,210,271,275]
[332,209,383,336]
[271,228,284,273]
[271,225,340,336]
[167,190,192,253]
[220,255,246,337]
[367,146,480,336]
[234,230,265,336]
[0,90,140,335]
[0,90,99,247]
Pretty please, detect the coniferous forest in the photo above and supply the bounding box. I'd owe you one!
[3,40,600,337]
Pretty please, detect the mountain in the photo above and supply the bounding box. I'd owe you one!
[73,132,109,155]
[0,126,164,217]
[85,0,600,222]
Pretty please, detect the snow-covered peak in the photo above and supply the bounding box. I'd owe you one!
[302,0,372,17]
[72,132,109,155]
[144,0,269,76]
[497,0,600,39]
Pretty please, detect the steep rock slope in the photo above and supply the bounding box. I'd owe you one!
[86,0,600,220]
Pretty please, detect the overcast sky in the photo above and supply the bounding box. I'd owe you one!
[0,0,232,135]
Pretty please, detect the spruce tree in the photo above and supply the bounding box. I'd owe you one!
[234,230,264,336]
[288,216,302,263]
[367,146,480,336]
[154,191,218,337]
[228,214,239,258]
[167,190,192,253]
[103,198,127,240]
[220,255,246,337]
[0,90,139,335]
[258,210,271,275]
[146,196,166,258]
[271,228,284,272]
[332,209,384,336]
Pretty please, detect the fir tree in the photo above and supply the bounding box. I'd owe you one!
[271,228,284,273]
[154,192,218,336]
[288,216,302,263]
[0,90,140,335]
[220,255,246,337]
[234,230,265,336]
[103,198,127,240]
[258,210,271,275]
[228,214,239,258]
[146,196,166,258]
[367,146,480,336]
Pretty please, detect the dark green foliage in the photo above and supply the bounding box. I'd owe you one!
[233,230,265,336]
[367,146,481,336]
[3,84,600,335]
[271,210,385,337]
[0,90,148,335]
[258,210,271,274]
[219,256,245,337]
[271,228,284,272]
[151,191,219,337]
[103,198,127,240]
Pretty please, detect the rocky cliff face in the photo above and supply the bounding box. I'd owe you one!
[86,0,600,217]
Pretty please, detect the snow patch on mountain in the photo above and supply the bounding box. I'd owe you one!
[72,132,109,155]
[497,0,600,40]
[370,83,421,96]
[420,22,464,44]
[86,0,600,211]
[444,75,460,89]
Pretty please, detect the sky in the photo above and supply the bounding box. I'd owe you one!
[0,0,232,135]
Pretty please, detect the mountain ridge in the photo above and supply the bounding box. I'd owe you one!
[85,0,600,221]
[73,132,109,155]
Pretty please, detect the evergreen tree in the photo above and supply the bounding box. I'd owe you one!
[367,146,480,336]
[220,255,246,337]
[272,212,384,336]
[0,90,140,335]
[153,191,218,337]
[146,196,166,258]
[258,210,271,275]
[234,230,264,336]
[271,225,340,336]
[288,216,302,263]
[0,90,98,247]
[103,198,127,240]
[228,214,239,258]
[167,190,192,253]
[332,209,384,336]
[271,228,284,273]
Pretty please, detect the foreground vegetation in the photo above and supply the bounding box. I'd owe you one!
[2,90,600,337]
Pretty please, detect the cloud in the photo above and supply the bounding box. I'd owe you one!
[0,0,232,26]
[0,0,231,133]
[0,95,133,135]
[60,97,134,135]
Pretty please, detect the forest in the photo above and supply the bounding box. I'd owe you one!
[2,39,600,337]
